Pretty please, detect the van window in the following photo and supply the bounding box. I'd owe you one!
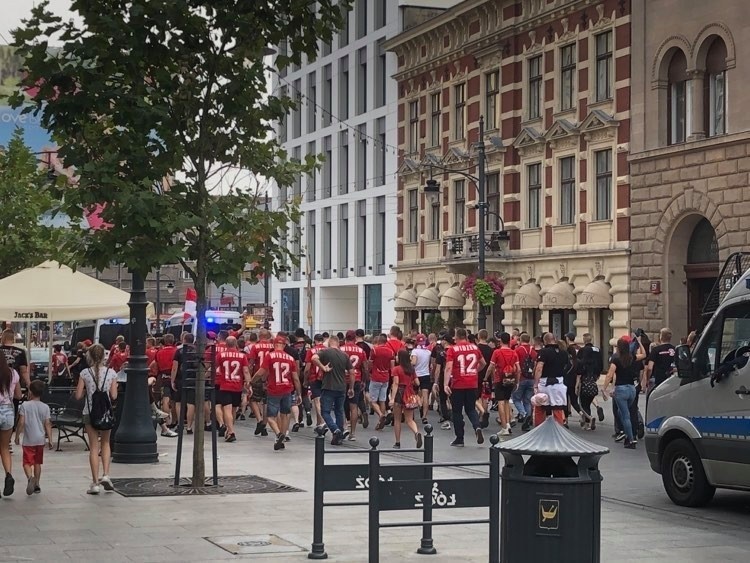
[695,303,750,375]
[99,324,129,350]
[71,326,95,346]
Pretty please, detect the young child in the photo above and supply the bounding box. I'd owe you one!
[15,380,53,495]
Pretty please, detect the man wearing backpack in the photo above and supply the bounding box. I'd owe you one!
[576,333,605,430]
[512,333,537,431]
[485,333,520,436]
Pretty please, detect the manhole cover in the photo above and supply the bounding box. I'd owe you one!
[110,475,303,497]
[206,534,306,555]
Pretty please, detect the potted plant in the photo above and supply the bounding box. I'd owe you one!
[461,273,505,308]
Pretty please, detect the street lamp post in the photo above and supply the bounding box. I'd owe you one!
[113,271,159,464]
[155,268,161,332]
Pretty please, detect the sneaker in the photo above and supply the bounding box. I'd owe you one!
[441,421,451,430]
[362,411,369,429]
[415,433,423,449]
[306,412,313,427]
[385,412,394,426]
[624,440,636,450]
[186,428,193,435]
[421,417,429,425]
[637,420,645,440]
[614,431,626,442]
[291,423,301,433]
[154,407,169,420]
[254,423,264,436]
[225,433,237,443]
[393,442,401,449]
[347,434,357,441]
[498,427,510,436]
[100,475,114,492]
[450,438,465,447]
[579,413,586,428]
[34,486,41,494]
[331,430,344,446]
[342,430,350,439]
[480,412,490,429]
[3,473,14,497]
[597,406,605,422]
[274,433,285,451]
[87,483,101,495]
[239,414,246,421]
[26,476,35,496]
[590,418,596,431]
[218,425,227,438]
[260,427,269,437]
[204,424,212,432]
[375,416,386,431]
[284,434,291,442]
[161,430,178,438]
[475,428,485,445]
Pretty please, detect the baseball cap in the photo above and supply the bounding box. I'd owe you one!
[345,329,357,340]
[564,332,576,341]
[83,339,93,346]
[620,334,632,344]
[206,331,217,340]
[416,334,427,345]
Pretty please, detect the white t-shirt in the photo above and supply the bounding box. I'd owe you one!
[80,366,118,415]
[411,347,432,378]
[0,369,19,406]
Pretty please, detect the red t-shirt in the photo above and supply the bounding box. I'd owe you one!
[490,347,519,384]
[392,365,416,388]
[262,350,298,396]
[109,349,129,373]
[52,352,68,374]
[386,337,405,357]
[341,343,368,382]
[155,345,177,374]
[248,341,274,371]
[216,349,248,392]
[370,345,394,383]
[304,344,326,383]
[445,342,482,390]
[146,347,158,376]
[515,344,538,379]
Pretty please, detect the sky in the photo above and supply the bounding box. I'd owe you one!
[1,0,75,45]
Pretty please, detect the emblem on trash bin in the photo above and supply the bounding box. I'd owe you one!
[538,499,559,530]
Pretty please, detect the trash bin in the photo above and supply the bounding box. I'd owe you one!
[497,417,609,563]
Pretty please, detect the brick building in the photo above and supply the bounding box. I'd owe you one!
[386,0,632,346]
[629,0,750,340]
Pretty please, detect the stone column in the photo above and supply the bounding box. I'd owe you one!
[688,70,705,141]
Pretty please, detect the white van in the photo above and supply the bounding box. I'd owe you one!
[163,310,242,339]
[68,318,130,354]
[645,256,750,507]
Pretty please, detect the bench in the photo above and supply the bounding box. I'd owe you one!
[44,387,89,452]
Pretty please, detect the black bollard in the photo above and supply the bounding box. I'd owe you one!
[308,426,328,559]
[368,436,381,563]
[417,424,436,555]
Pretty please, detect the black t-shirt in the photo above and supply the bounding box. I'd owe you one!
[477,343,493,384]
[612,357,644,386]
[431,345,446,379]
[538,344,567,382]
[647,343,676,386]
[577,344,603,379]
[1,344,28,372]
[565,344,579,378]
[173,344,196,384]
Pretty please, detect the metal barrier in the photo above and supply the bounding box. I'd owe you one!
[308,425,434,560]
[367,434,501,563]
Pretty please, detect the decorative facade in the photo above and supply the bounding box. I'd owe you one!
[386,0,632,348]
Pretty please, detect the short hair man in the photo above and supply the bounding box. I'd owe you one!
[312,335,354,445]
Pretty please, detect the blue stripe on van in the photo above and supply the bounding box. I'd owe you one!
[689,416,750,438]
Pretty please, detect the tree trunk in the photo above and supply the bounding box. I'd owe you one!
[191,271,208,487]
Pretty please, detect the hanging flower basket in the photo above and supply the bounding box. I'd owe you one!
[460,273,505,307]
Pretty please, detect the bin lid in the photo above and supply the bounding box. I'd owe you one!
[497,417,610,456]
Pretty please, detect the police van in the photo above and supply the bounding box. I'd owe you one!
[646,253,750,507]
[163,310,241,339]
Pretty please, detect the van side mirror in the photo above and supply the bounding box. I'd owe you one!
[675,344,693,378]
[63,341,71,352]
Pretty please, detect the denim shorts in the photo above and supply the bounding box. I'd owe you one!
[266,394,292,417]
[369,380,389,402]
[0,404,14,431]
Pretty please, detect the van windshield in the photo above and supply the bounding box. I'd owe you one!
[99,324,129,350]
[70,326,94,346]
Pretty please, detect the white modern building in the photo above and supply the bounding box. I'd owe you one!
[271,0,457,336]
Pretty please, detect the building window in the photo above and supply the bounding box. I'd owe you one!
[356,0,367,39]
[357,200,367,276]
[307,211,316,274]
[323,207,332,278]
[307,71,316,133]
[279,86,288,143]
[485,71,499,130]
[339,204,349,277]
[409,100,419,154]
[705,37,728,137]
[339,10,349,48]
[430,91,441,147]
[560,157,576,225]
[376,117,386,186]
[430,199,441,241]
[357,47,367,115]
[375,39,387,108]
[322,64,332,127]
[292,79,302,138]
[454,83,465,140]
[595,149,612,221]
[356,124,366,190]
[560,44,576,111]
[306,141,316,202]
[339,56,349,120]
[322,136,332,198]
[528,56,542,119]
[280,289,300,333]
[375,0,386,29]
[339,131,349,195]
[365,284,382,335]
[375,196,386,274]
[486,173,501,231]
[667,50,689,145]
[595,31,613,101]
[527,163,541,228]
[292,147,302,200]
[408,188,419,243]
[454,180,465,234]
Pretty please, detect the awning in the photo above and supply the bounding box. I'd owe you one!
[416,286,441,309]
[541,281,576,309]
[577,279,612,309]
[512,283,541,309]
[439,286,465,309]
[393,287,418,310]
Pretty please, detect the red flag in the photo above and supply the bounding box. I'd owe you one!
[184,288,197,321]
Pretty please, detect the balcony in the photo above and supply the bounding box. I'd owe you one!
[443,230,510,273]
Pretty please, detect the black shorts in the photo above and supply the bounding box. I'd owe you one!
[417,376,432,391]
[345,381,363,408]
[250,380,267,402]
[217,390,242,407]
[494,382,514,401]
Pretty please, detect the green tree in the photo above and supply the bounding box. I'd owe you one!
[0,129,58,278]
[12,0,351,485]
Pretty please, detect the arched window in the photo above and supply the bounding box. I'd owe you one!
[667,50,689,144]
[704,37,728,136]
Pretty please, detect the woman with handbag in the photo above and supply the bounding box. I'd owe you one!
[389,350,423,449]
[75,344,118,495]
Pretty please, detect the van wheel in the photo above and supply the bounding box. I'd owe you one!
[661,438,715,507]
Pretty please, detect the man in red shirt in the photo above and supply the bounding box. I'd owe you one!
[51,344,70,380]
[304,334,327,429]
[247,329,274,436]
[513,333,538,430]
[252,337,302,451]
[150,333,178,437]
[341,330,369,441]
[215,336,251,443]
[386,325,405,358]
[485,332,520,436]
[108,341,129,374]
[444,328,486,447]
[369,334,394,430]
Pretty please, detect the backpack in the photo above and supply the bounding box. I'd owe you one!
[519,346,535,380]
[87,368,115,431]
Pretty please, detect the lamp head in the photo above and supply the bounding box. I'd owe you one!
[424,178,441,204]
